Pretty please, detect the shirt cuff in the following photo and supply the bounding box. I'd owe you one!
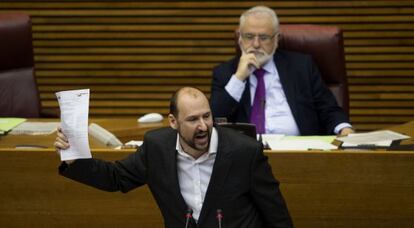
[334,123,353,135]
[225,75,246,102]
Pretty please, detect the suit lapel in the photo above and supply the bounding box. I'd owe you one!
[197,128,233,224]
[275,51,299,121]
[164,130,188,212]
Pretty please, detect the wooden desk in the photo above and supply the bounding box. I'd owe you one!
[1,120,414,227]
[0,118,167,149]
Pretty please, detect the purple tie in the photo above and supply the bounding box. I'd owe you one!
[250,68,266,134]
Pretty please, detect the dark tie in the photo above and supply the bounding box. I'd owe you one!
[250,68,266,134]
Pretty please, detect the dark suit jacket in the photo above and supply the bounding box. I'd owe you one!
[210,49,349,135]
[59,127,293,228]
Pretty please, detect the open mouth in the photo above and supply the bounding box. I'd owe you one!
[195,132,209,145]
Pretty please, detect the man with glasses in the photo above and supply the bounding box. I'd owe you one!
[210,5,353,136]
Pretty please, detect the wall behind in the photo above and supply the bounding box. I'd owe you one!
[0,1,413,131]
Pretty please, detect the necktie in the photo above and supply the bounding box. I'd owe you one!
[250,68,266,134]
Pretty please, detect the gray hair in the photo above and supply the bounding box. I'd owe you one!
[239,5,279,34]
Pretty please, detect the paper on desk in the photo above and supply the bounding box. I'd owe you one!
[9,122,60,135]
[341,140,393,147]
[259,134,284,144]
[0,118,26,133]
[56,89,91,161]
[266,135,337,151]
[336,130,410,146]
[284,135,336,144]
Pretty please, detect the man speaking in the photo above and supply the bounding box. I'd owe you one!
[55,87,293,228]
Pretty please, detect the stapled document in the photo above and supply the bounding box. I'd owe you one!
[56,89,91,161]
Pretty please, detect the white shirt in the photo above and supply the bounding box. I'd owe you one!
[225,59,351,135]
[176,127,218,222]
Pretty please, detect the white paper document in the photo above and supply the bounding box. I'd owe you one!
[267,138,337,151]
[336,130,410,147]
[56,89,91,161]
[260,134,337,151]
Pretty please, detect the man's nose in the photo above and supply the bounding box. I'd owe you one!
[198,118,208,131]
[252,36,261,48]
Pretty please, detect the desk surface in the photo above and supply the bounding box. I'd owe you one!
[0,118,168,149]
[2,118,414,151]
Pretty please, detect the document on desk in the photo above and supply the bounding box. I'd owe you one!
[0,118,26,134]
[9,122,60,135]
[337,130,410,147]
[56,89,91,161]
[263,135,337,151]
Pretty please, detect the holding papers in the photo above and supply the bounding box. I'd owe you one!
[56,89,92,161]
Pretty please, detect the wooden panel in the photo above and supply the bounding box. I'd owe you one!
[1,149,413,227]
[1,119,414,227]
[1,1,414,131]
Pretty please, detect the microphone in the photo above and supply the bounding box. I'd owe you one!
[216,209,223,228]
[184,208,193,228]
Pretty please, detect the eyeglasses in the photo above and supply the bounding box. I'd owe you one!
[240,33,277,43]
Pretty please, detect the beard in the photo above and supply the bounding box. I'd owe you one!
[178,127,212,153]
[240,42,277,67]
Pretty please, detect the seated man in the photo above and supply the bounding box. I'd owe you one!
[210,5,353,136]
[55,87,293,228]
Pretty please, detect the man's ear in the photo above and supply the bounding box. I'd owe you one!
[168,113,178,130]
[274,32,279,48]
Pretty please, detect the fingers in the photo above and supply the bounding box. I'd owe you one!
[339,127,355,136]
[245,53,260,69]
[235,53,259,81]
[55,127,70,150]
[54,137,69,150]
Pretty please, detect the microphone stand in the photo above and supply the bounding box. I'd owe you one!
[184,208,193,228]
[216,209,223,228]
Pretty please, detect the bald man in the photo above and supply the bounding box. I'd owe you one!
[55,87,293,228]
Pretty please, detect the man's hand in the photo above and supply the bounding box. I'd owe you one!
[235,52,260,81]
[338,127,354,136]
[54,127,75,164]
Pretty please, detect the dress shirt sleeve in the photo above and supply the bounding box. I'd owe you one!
[334,122,353,135]
[224,75,246,102]
[210,63,247,122]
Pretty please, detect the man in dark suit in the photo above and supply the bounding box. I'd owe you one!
[210,5,354,136]
[55,87,293,228]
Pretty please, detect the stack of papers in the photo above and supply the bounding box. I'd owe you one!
[261,134,338,151]
[336,130,410,148]
[9,122,60,135]
[0,118,26,135]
